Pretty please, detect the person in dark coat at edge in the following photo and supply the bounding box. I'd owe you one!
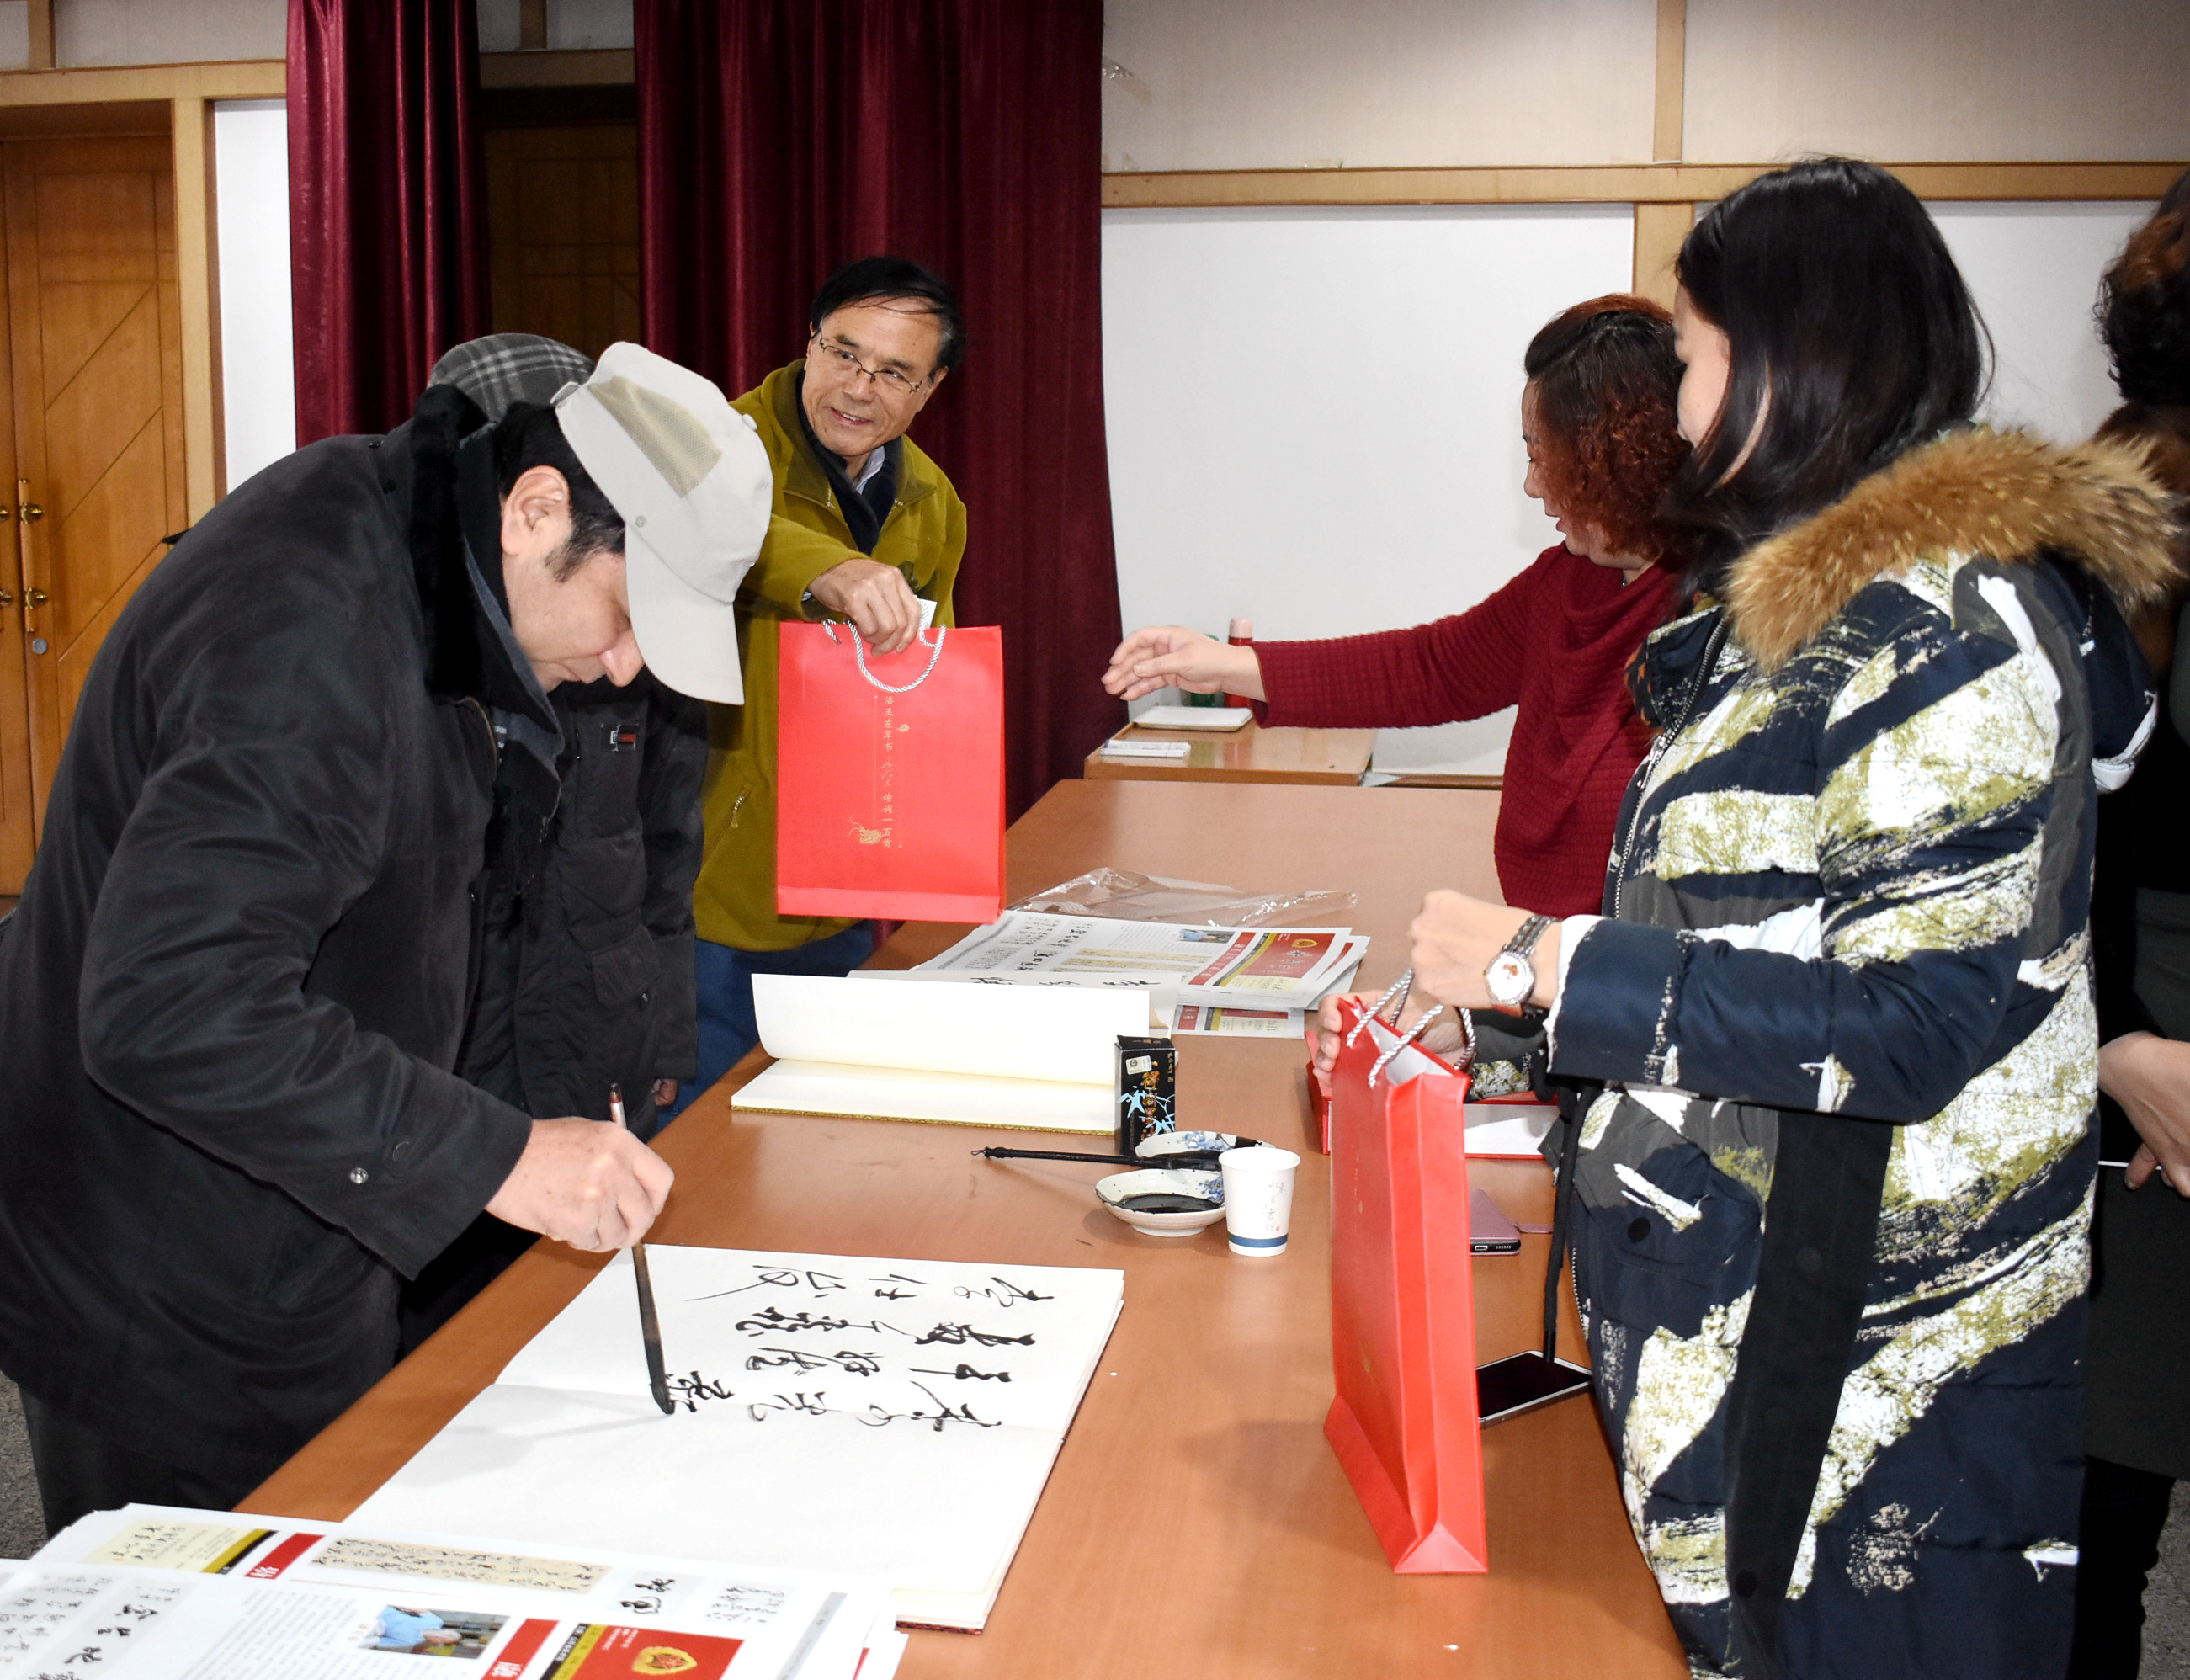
[0,338,770,1534]
[1318,159,2174,1677]
[397,336,711,1352]
[2074,166,2190,1680]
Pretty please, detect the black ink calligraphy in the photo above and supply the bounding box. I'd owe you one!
[913,1322,1037,1348]
[952,1276,1055,1308]
[744,1347,884,1377]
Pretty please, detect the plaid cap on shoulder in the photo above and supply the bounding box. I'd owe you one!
[428,333,596,423]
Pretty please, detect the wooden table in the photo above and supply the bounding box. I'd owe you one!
[247,780,1684,1679]
[1084,718,1376,784]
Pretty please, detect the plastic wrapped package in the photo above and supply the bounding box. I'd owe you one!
[1007,867,1356,928]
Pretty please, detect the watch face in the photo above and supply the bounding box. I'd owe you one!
[1486,949,1534,1007]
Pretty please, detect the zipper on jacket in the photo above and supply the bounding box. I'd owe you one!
[729,790,747,828]
[1611,615,1730,923]
[455,696,499,1024]
[1611,736,1671,923]
[460,695,500,775]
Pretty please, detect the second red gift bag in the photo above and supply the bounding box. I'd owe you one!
[776,621,1006,922]
[1324,994,1491,1573]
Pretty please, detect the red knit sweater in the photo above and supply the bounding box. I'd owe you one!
[1255,545,1677,917]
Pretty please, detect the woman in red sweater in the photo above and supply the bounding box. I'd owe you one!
[1103,295,1694,917]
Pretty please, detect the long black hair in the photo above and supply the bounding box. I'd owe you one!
[1672,157,1990,585]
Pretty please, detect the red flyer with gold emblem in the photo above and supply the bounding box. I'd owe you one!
[545,1622,743,1677]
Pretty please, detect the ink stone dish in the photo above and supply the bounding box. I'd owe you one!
[1134,1130,1247,1165]
[1096,1167,1226,1236]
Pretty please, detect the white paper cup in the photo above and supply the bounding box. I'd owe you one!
[1220,1145,1301,1257]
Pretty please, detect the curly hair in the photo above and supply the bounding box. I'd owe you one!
[1523,294,1694,567]
[2100,167,2190,407]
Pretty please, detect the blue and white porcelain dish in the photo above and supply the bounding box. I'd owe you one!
[1095,1167,1226,1236]
[1134,1130,1245,1162]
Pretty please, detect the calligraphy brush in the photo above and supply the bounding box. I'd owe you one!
[610,1083,675,1416]
[975,1141,1257,1169]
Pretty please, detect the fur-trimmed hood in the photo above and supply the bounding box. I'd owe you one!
[1725,427,2183,673]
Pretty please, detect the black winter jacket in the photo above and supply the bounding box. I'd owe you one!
[0,424,533,1486]
[459,672,705,1135]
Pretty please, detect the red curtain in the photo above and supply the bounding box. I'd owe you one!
[635,0,1124,819]
[287,0,491,444]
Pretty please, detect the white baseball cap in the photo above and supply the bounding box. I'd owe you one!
[552,342,771,704]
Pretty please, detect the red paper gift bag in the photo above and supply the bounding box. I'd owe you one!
[776,621,1006,922]
[1324,996,1490,1573]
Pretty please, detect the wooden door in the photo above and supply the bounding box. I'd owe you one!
[485,124,641,359]
[4,133,187,847]
[0,221,25,895]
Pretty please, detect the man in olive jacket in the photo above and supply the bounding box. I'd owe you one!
[683,258,969,1103]
[0,343,767,1528]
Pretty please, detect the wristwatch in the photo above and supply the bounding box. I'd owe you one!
[1484,915,1555,1010]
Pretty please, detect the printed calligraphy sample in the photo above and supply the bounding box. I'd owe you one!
[311,1538,607,1595]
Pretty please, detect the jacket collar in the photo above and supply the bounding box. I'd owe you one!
[1723,427,2182,673]
[1629,601,1730,732]
[764,361,939,524]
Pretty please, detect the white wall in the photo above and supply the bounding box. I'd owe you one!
[1102,0,1657,173]
[56,0,283,66]
[1098,199,2159,775]
[1101,205,1636,776]
[476,0,521,55]
[213,98,295,492]
[1684,0,2190,164]
[1104,0,2190,171]
[550,0,632,51]
[476,0,633,53]
[1934,203,2157,444]
[0,3,29,70]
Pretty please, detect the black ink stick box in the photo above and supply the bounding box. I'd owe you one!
[1115,1035,1178,1156]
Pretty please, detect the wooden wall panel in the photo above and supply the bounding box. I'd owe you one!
[1103,161,2184,210]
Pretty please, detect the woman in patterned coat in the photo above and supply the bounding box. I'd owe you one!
[1357,160,2178,1677]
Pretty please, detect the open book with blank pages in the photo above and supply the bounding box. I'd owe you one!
[352,1246,1125,1633]
[733,973,1152,1133]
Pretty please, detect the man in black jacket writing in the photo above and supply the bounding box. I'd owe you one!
[0,342,769,1531]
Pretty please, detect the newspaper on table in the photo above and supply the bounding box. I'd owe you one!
[885,911,1366,1023]
[2,1504,900,1680]
[1171,1002,1310,1038]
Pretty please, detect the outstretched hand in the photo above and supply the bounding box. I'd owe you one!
[486,1117,675,1250]
[1102,625,1263,703]
[1310,989,1475,1095]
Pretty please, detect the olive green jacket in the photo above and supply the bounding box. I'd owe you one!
[695,362,966,951]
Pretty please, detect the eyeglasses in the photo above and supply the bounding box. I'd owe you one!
[808,333,929,397]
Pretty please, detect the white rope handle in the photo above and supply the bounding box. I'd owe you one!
[1350,966,1474,1087]
[822,619,947,693]
[1347,970,1413,1049]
